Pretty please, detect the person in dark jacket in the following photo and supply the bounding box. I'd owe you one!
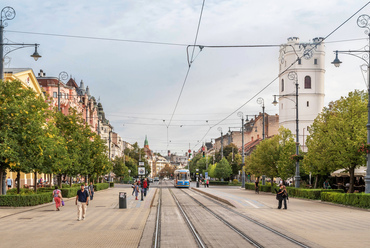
[143,178,148,196]
[276,184,288,209]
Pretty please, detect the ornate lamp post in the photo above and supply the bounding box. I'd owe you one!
[0,6,41,80]
[217,127,223,159]
[331,14,370,193]
[237,111,245,187]
[273,71,300,188]
[57,71,68,112]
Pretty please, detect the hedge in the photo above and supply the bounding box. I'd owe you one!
[245,183,344,199]
[285,187,344,200]
[0,193,52,207]
[209,181,229,185]
[61,187,79,198]
[245,183,273,193]
[94,183,109,191]
[321,192,370,208]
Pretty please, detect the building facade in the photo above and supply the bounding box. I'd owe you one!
[278,37,325,152]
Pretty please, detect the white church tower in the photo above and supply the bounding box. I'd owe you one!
[278,37,325,152]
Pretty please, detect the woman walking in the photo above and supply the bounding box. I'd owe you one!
[134,182,139,200]
[53,186,63,211]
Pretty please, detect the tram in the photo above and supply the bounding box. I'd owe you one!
[174,169,190,188]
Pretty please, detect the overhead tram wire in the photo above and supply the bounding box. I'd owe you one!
[166,0,206,128]
[165,0,206,152]
[6,30,188,47]
[191,0,370,150]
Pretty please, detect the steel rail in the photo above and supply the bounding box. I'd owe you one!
[181,189,263,248]
[190,189,311,248]
[153,187,162,248]
[169,188,207,248]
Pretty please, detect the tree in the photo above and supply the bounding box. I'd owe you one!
[214,158,232,180]
[112,156,128,181]
[0,80,49,194]
[158,164,175,178]
[304,90,367,192]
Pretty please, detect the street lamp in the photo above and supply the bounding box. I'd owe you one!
[272,71,301,188]
[331,14,370,193]
[257,98,265,140]
[0,6,41,80]
[217,127,223,159]
[57,71,68,112]
[237,111,245,188]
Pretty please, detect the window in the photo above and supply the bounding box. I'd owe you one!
[304,76,311,89]
[281,103,283,109]
[257,134,260,139]
[281,79,284,92]
[307,101,309,107]
[53,92,57,98]
[314,58,318,65]
[298,58,301,65]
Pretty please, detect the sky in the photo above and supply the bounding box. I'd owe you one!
[2,0,370,155]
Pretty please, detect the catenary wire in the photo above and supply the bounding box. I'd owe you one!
[191,0,370,150]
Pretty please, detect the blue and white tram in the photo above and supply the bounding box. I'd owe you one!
[174,169,190,188]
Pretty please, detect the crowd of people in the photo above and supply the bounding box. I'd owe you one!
[132,177,150,200]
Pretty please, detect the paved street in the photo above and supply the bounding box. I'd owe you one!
[1,183,369,248]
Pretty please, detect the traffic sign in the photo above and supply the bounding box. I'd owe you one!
[139,162,144,166]
[138,167,145,175]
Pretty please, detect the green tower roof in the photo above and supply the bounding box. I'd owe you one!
[144,135,149,147]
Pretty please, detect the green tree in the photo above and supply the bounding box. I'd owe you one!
[214,158,232,180]
[305,90,367,192]
[0,80,49,194]
[112,156,128,181]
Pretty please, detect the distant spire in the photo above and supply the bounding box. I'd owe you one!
[144,135,149,148]
[86,86,91,97]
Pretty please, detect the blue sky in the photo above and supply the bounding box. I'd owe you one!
[2,0,370,154]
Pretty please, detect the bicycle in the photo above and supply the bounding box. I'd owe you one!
[255,185,259,194]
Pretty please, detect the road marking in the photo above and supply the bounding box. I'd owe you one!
[244,200,259,208]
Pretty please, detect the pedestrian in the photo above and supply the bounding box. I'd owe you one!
[88,182,94,200]
[143,178,148,197]
[276,184,288,209]
[255,179,259,194]
[76,184,89,221]
[206,178,209,188]
[6,177,12,190]
[134,182,139,200]
[204,177,207,188]
[84,182,90,200]
[146,177,150,192]
[323,179,331,189]
[131,180,135,195]
[52,186,62,211]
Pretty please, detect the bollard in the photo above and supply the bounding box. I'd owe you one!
[141,188,144,201]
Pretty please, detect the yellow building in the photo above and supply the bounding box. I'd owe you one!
[2,68,47,191]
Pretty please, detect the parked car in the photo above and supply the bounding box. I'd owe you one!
[154,177,159,182]
[148,177,153,183]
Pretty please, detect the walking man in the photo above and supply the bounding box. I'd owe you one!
[76,184,89,221]
[7,177,12,190]
[143,178,148,196]
[88,182,94,200]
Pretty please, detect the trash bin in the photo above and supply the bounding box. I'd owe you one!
[119,192,127,209]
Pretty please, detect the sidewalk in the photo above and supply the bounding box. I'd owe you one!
[194,185,370,248]
[0,186,155,248]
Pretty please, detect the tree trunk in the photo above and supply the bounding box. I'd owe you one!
[17,171,20,194]
[349,167,355,193]
[58,174,62,188]
[0,166,6,195]
[34,171,37,193]
[69,175,72,187]
[314,175,318,189]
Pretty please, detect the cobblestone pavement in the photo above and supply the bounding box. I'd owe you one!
[194,184,370,248]
[0,186,155,248]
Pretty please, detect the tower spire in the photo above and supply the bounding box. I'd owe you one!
[144,135,149,148]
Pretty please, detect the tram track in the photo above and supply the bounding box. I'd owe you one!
[187,188,312,248]
[178,188,263,248]
[152,180,206,248]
